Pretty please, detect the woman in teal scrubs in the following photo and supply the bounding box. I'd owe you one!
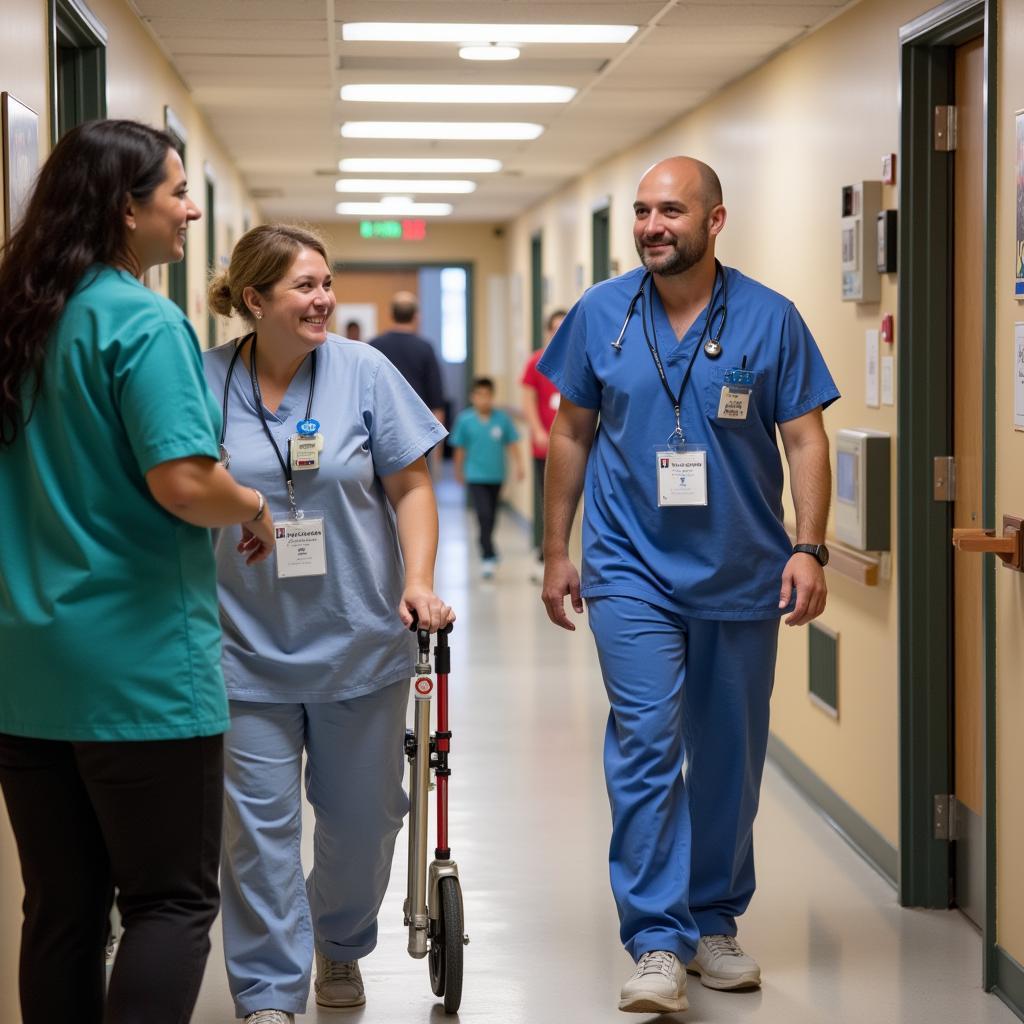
[0,120,275,1024]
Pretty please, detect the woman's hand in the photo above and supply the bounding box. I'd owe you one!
[236,510,276,565]
[398,584,456,633]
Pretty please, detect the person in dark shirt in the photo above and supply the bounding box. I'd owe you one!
[369,292,445,424]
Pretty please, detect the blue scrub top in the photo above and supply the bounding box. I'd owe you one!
[203,335,448,702]
[538,265,840,620]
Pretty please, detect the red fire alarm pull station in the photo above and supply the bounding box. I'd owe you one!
[881,314,895,345]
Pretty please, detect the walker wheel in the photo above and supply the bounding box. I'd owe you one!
[428,875,464,1013]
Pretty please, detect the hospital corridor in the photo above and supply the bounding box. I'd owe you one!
[5,0,1024,1022]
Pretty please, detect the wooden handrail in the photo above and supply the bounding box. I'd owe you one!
[784,523,880,586]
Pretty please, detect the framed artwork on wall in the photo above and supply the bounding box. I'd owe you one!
[1016,109,1024,299]
[1,93,40,241]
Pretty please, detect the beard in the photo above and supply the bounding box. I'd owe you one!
[635,220,710,276]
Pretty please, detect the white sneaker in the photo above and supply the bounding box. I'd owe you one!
[618,950,688,1013]
[315,950,366,1008]
[480,557,497,579]
[687,934,761,990]
[244,1012,293,1024]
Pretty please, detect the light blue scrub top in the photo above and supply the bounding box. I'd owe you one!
[203,335,447,703]
[538,265,841,620]
[449,408,519,483]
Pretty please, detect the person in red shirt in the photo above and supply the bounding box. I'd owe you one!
[520,309,566,578]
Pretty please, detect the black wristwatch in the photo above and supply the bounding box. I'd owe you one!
[792,543,829,567]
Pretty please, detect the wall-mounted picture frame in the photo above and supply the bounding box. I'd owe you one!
[2,93,40,242]
[1016,109,1024,299]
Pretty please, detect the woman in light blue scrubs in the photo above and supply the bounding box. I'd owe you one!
[204,224,454,1024]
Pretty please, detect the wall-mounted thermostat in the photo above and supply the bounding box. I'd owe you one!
[835,428,891,551]
[841,181,882,303]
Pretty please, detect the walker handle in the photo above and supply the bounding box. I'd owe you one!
[407,610,454,636]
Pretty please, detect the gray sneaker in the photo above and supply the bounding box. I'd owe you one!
[244,1012,293,1024]
[618,950,688,1013]
[687,934,761,990]
[315,950,366,1008]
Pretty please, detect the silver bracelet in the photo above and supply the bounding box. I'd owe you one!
[249,489,265,522]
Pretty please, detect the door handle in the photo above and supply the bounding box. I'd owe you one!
[951,515,1024,570]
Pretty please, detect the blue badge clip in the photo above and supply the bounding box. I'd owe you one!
[724,368,755,388]
[297,418,320,436]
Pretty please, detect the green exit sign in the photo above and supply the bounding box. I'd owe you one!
[359,219,427,241]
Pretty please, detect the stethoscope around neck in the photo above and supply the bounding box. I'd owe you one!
[611,259,729,359]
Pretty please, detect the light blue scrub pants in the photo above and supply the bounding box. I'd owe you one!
[220,680,409,1018]
[587,596,779,965]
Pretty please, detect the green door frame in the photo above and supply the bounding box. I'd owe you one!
[330,260,475,402]
[897,0,996,985]
[205,173,216,346]
[164,109,188,314]
[49,0,107,144]
[530,233,543,351]
[592,205,611,284]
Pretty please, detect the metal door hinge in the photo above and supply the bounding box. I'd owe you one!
[934,794,961,841]
[934,106,958,151]
[933,456,956,501]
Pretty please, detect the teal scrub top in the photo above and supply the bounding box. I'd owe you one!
[449,408,519,483]
[0,265,229,741]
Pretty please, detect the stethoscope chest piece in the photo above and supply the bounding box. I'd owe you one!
[703,338,723,359]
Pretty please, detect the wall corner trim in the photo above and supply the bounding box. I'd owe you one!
[767,734,898,887]
[995,947,1024,1021]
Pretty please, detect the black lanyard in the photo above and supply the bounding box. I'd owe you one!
[219,333,317,516]
[639,264,724,446]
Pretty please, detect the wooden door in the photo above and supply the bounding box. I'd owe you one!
[951,35,984,927]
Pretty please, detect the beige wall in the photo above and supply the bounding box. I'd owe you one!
[0,0,260,1015]
[996,0,1024,965]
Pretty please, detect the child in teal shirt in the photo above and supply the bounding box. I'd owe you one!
[450,377,524,577]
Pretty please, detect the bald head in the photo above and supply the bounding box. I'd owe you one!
[391,291,418,324]
[639,157,723,214]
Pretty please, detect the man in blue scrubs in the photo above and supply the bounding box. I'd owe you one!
[539,157,839,1014]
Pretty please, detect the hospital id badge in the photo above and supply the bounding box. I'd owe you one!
[289,434,321,471]
[656,450,708,507]
[717,387,750,420]
[275,515,326,578]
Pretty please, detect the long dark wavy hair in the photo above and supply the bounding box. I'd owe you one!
[0,119,175,446]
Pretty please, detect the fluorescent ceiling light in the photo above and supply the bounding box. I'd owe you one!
[342,23,638,45]
[336,200,453,216]
[339,158,503,173]
[341,84,575,104]
[341,122,543,140]
[460,45,520,61]
[336,179,477,194]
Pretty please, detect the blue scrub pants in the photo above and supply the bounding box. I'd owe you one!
[220,680,409,1017]
[587,596,779,964]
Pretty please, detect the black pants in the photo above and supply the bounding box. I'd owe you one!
[467,482,502,559]
[532,456,547,554]
[0,732,224,1024]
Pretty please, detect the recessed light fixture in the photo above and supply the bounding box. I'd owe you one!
[339,158,503,173]
[341,23,638,45]
[337,199,453,216]
[341,84,575,104]
[341,122,544,141]
[459,45,520,61]
[336,179,477,194]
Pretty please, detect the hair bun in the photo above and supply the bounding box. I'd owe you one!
[207,272,234,318]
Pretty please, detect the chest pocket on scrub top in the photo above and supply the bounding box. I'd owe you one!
[703,368,763,429]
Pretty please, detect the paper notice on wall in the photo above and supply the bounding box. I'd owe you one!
[1015,323,1024,431]
[881,355,895,406]
[865,329,880,408]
